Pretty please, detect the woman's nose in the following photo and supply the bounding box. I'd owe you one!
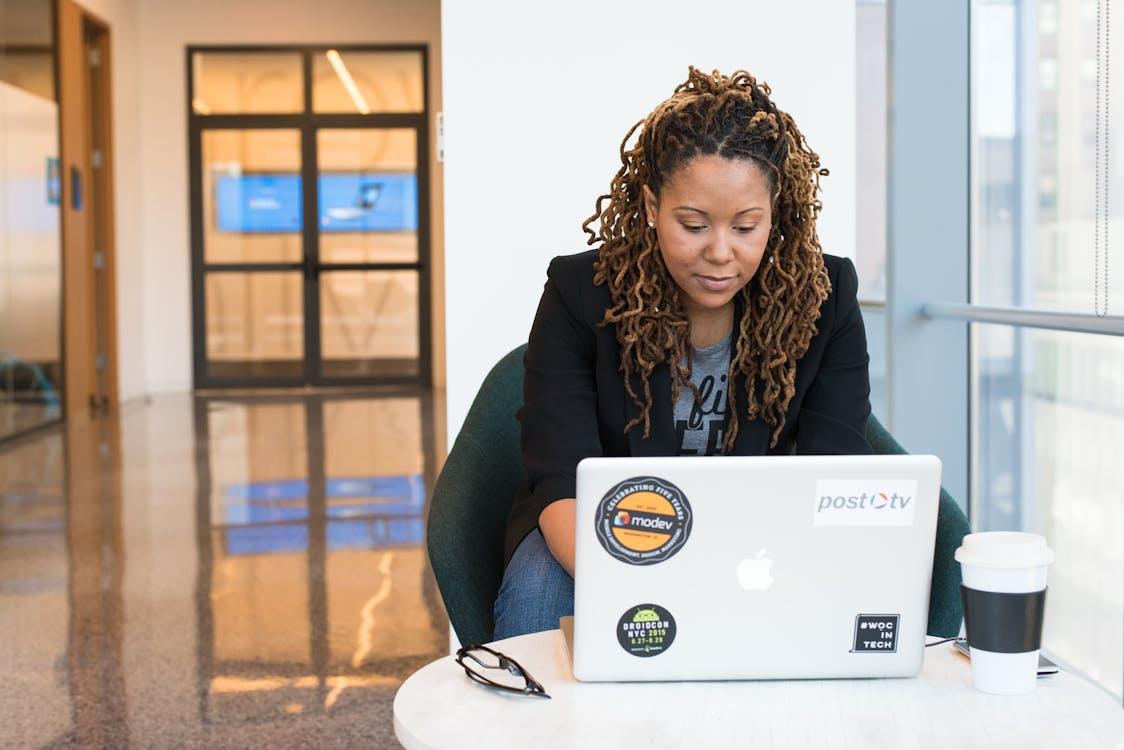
[704,231,736,262]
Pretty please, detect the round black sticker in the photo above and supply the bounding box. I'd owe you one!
[594,476,692,565]
[617,603,677,657]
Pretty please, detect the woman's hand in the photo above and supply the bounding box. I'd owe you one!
[538,498,577,577]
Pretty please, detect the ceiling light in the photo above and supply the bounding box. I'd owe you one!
[326,49,370,115]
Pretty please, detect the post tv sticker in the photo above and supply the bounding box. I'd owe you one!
[617,604,677,657]
[814,479,918,527]
[594,476,692,565]
[851,614,900,653]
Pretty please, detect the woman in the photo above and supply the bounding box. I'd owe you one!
[493,67,872,640]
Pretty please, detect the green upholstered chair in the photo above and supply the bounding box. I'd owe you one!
[427,343,972,647]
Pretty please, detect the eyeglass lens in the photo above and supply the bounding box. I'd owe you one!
[460,648,530,691]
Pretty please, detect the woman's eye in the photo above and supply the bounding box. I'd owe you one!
[736,226,758,234]
[683,224,706,233]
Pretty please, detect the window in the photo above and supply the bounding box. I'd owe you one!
[971,0,1121,697]
[856,0,888,419]
[0,0,62,442]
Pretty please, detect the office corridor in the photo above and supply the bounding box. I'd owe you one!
[0,391,449,748]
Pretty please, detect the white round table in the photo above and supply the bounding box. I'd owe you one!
[394,629,1123,749]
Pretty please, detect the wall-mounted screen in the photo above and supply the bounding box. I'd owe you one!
[215,173,418,233]
[215,174,301,233]
[319,173,418,233]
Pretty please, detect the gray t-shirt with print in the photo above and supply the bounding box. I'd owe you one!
[674,330,733,455]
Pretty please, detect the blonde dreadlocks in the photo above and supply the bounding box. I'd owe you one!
[583,67,832,453]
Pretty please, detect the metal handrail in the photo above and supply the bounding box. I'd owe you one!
[921,302,1124,337]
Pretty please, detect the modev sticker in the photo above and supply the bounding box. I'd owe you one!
[813,479,918,527]
[617,604,677,657]
[594,476,692,565]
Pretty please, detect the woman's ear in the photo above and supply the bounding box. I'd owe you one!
[641,184,658,225]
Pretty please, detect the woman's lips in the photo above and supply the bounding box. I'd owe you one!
[695,274,736,292]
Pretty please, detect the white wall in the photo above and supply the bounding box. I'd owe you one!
[442,0,856,441]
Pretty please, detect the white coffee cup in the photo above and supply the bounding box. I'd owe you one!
[954,532,1055,695]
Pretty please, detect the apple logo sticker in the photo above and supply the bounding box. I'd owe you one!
[736,547,775,591]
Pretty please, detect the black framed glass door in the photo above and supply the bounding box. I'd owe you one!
[188,46,430,388]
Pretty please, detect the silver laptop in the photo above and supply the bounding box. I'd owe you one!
[571,454,942,682]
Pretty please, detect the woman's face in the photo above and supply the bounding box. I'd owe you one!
[643,154,774,318]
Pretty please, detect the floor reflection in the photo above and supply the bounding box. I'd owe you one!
[0,389,448,747]
[0,430,70,748]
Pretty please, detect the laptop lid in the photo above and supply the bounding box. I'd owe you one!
[572,454,942,682]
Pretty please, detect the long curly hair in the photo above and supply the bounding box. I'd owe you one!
[583,67,832,453]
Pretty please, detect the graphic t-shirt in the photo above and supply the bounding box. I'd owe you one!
[674,330,733,455]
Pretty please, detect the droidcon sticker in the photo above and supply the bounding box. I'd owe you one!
[594,476,692,565]
[617,604,677,657]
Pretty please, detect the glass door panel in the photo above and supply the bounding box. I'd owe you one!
[317,128,418,263]
[191,52,304,114]
[202,129,302,263]
[205,271,304,379]
[319,271,419,378]
[311,50,424,114]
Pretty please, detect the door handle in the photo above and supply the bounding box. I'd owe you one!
[70,165,83,210]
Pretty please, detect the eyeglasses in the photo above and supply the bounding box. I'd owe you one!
[455,644,551,699]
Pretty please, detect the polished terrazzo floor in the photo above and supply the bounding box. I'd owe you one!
[0,390,450,748]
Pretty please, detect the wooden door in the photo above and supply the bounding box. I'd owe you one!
[57,0,118,421]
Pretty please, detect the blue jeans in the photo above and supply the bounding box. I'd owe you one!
[492,529,574,641]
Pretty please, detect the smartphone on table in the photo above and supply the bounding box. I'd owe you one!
[952,640,1059,676]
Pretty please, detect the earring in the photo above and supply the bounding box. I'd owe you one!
[768,255,774,264]
[648,220,656,228]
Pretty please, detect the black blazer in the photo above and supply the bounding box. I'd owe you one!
[505,248,873,564]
